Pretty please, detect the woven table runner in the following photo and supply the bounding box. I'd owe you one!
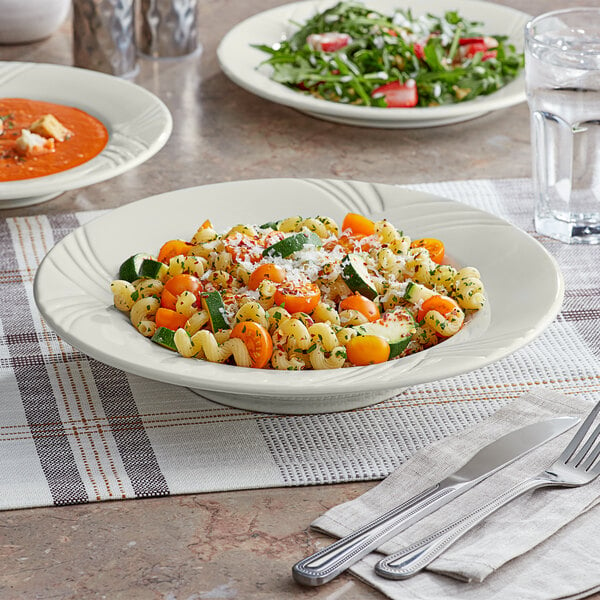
[1,178,599,510]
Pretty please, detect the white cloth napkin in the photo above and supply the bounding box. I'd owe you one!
[311,390,600,599]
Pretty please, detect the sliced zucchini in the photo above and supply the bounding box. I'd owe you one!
[354,308,416,359]
[341,253,378,300]
[151,327,177,351]
[262,232,323,258]
[263,233,305,258]
[304,231,324,247]
[201,291,230,332]
[118,253,152,282]
[403,281,437,304]
[259,220,280,230]
[139,258,167,280]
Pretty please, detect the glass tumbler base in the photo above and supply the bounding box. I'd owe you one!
[535,214,600,244]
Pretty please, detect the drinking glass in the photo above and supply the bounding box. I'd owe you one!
[525,8,600,244]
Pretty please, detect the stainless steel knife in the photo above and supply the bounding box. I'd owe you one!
[292,416,579,586]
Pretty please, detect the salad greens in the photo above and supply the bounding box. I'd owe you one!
[254,1,523,108]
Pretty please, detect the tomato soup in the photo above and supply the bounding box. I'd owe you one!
[0,98,108,182]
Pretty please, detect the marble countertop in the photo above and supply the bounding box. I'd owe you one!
[3,0,569,220]
[1,1,595,598]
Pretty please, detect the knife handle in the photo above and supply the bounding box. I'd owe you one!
[375,476,547,580]
[292,482,459,586]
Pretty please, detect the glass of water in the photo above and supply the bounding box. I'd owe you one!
[525,9,600,244]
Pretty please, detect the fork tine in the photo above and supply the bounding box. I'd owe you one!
[573,420,600,466]
[580,422,600,472]
[558,401,600,464]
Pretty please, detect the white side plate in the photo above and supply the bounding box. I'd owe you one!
[218,0,530,128]
[0,62,172,207]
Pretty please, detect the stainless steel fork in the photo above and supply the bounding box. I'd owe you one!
[375,400,600,580]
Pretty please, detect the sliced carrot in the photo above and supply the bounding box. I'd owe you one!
[339,293,380,322]
[230,321,273,368]
[247,263,286,291]
[273,282,321,314]
[417,295,458,323]
[410,238,445,264]
[157,239,193,263]
[342,213,375,236]
[346,335,390,366]
[200,219,213,229]
[155,308,189,331]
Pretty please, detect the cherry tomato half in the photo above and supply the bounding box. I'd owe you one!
[342,213,375,236]
[157,239,194,264]
[161,274,203,310]
[346,335,390,366]
[247,263,286,291]
[339,293,380,322]
[230,321,273,369]
[155,308,188,331]
[417,295,458,324]
[273,282,321,314]
[410,238,445,264]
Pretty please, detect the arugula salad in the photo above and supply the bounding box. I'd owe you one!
[254,1,523,108]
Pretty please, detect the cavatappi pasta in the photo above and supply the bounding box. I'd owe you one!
[110,213,485,370]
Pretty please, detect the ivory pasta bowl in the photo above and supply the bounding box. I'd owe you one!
[33,178,563,414]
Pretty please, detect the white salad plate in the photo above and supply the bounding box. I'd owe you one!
[217,0,530,128]
[34,178,563,414]
[0,62,172,208]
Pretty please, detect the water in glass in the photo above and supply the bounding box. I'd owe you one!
[526,10,600,243]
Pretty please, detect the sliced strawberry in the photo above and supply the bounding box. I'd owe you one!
[306,32,352,52]
[460,37,498,61]
[371,79,418,108]
[459,37,485,45]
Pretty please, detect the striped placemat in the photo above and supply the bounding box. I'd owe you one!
[1,178,599,510]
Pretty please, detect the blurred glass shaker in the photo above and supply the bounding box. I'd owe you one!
[138,0,200,58]
[73,0,138,78]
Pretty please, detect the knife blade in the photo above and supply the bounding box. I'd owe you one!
[292,416,579,586]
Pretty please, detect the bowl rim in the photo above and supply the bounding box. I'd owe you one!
[33,177,564,405]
